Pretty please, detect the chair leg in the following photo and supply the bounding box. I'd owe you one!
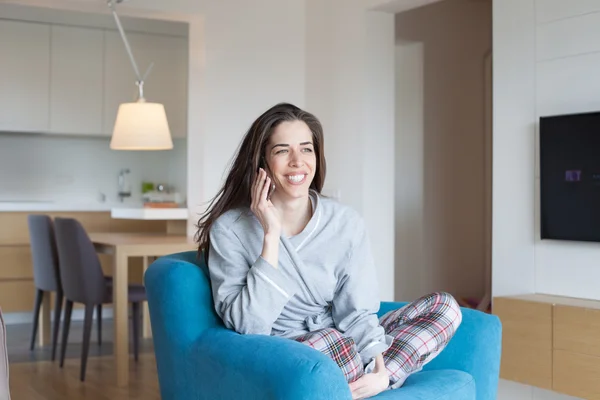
[80,304,94,382]
[29,289,43,351]
[96,304,102,346]
[59,300,73,368]
[51,289,63,361]
[132,302,140,362]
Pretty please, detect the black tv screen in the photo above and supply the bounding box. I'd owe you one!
[540,111,600,242]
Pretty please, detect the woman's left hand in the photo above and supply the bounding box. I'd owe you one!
[349,354,389,399]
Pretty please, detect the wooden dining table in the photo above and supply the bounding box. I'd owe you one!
[39,232,196,387]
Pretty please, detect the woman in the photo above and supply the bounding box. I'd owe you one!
[195,103,462,399]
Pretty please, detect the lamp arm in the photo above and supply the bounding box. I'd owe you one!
[108,0,143,86]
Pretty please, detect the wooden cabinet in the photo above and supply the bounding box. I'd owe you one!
[0,20,50,132]
[494,294,600,399]
[554,350,600,400]
[50,25,104,135]
[104,31,188,138]
[493,297,553,389]
[0,246,33,280]
[553,305,600,399]
[0,281,37,313]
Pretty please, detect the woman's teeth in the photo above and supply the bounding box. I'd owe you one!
[287,174,305,183]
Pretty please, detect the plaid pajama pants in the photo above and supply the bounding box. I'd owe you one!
[293,291,462,389]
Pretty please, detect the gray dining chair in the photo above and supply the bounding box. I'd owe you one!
[53,217,146,382]
[27,215,63,361]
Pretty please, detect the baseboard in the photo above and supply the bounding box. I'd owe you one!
[3,307,114,326]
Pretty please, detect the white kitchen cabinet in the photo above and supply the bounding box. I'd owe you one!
[50,25,104,135]
[104,30,188,138]
[0,14,187,138]
[0,20,50,132]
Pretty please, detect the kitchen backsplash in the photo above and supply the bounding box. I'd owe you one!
[0,132,187,205]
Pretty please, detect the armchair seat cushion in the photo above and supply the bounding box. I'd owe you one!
[374,370,475,399]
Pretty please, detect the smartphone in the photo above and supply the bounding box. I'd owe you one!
[260,157,275,201]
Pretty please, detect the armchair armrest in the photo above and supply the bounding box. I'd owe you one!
[145,255,224,399]
[194,328,351,400]
[380,302,502,400]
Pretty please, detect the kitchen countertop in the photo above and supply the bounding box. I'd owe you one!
[0,200,187,214]
[0,201,189,222]
[111,207,188,220]
[0,200,119,212]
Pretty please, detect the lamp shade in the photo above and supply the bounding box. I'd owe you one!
[110,101,173,150]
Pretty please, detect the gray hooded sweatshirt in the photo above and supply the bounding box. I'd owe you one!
[207,189,393,366]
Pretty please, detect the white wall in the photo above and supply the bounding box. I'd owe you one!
[492,0,536,298]
[305,0,396,300]
[394,0,492,301]
[363,11,396,301]
[395,41,425,301]
[494,0,600,398]
[194,0,306,214]
[0,134,187,204]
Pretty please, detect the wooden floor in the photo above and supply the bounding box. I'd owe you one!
[6,319,154,364]
[9,354,161,400]
[6,319,160,399]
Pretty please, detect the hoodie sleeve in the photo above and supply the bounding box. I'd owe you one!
[331,216,392,365]
[208,223,297,335]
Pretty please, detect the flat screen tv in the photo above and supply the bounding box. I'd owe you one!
[540,110,600,242]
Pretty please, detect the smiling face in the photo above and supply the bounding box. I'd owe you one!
[265,120,317,201]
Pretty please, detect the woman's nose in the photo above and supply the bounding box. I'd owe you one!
[289,152,304,167]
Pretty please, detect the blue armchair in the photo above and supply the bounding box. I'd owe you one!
[145,252,501,400]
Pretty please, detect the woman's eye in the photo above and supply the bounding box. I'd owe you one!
[302,148,313,153]
[276,149,288,155]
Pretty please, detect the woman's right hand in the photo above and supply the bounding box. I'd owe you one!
[251,168,282,238]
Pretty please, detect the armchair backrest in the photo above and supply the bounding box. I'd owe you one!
[0,307,11,400]
[145,251,224,342]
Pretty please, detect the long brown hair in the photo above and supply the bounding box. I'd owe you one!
[195,103,327,263]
